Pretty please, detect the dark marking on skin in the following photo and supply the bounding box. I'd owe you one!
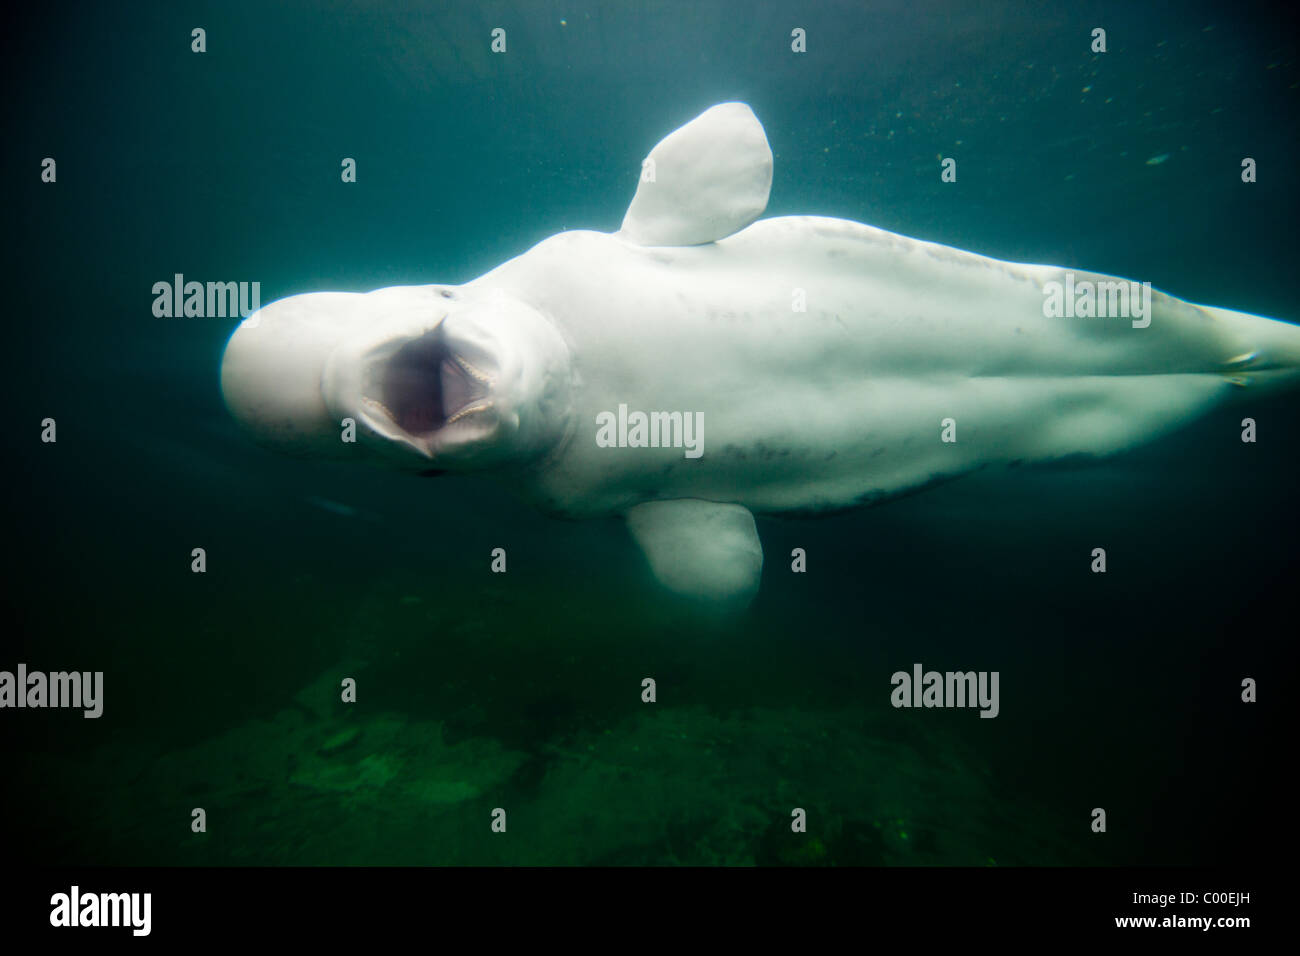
[777,468,984,519]
[439,289,455,299]
[743,441,789,463]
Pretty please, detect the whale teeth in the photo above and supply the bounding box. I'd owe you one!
[445,400,494,425]
[363,396,394,419]
[439,354,493,424]
[454,354,493,385]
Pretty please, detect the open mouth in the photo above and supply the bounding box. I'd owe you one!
[373,327,493,437]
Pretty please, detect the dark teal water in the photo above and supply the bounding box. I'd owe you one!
[3,0,1294,865]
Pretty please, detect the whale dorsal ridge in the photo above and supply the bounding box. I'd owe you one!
[618,102,773,247]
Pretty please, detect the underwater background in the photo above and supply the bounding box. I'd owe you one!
[3,0,1294,865]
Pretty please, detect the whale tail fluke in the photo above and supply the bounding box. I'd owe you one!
[1202,305,1300,389]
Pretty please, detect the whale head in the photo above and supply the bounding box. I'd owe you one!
[220,285,572,472]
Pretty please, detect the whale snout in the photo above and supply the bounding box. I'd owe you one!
[219,286,469,461]
[220,292,364,457]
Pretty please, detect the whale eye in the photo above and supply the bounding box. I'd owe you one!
[439,289,455,299]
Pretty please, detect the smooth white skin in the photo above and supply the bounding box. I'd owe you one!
[472,217,1300,519]
[220,101,1300,563]
[223,218,1300,520]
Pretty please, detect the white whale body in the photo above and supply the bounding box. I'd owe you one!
[220,103,1300,606]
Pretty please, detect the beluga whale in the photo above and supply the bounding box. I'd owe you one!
[221,103,1300,607]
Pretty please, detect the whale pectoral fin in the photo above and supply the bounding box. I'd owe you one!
[618,103,773,247]
[625,499,764,606]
